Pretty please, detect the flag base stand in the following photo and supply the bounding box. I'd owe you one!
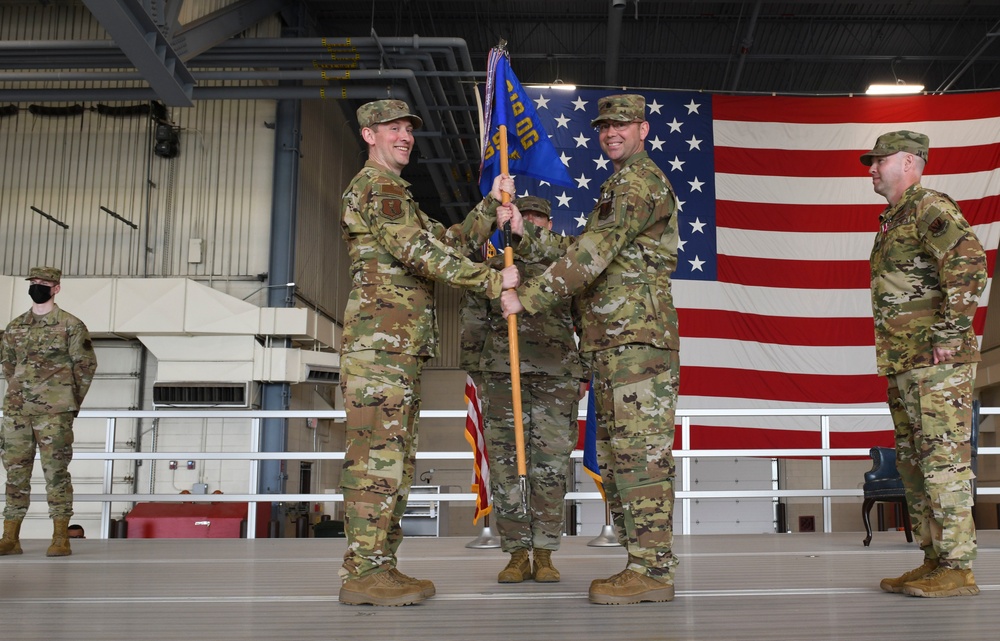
[465,525,501,549]
[587,524,621,547]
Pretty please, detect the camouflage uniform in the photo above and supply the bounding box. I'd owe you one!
[866,131,987,571]
[1,269,97,521]
[460,197,584,554]
[515,96,680,583]
[339,101,507,582]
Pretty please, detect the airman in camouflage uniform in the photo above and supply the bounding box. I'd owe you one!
[338,99,519,606]
[0,266,97,558]
[460,196,586,584]
[864,131,986,598]
[501,95,680,605]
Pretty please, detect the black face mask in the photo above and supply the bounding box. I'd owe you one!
[28,284,53,304]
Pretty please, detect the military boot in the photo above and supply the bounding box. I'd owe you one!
[46,517,72,557]
[589,569,675,605]
[901,567,979,598]
[0,519,23,556]
[532,549,560,583]
[497,549,532,583]
[339,570,426,606]
[880,558,937,593]
[388,568,436,598]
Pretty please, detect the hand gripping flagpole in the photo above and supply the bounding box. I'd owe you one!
[499,127,529,515]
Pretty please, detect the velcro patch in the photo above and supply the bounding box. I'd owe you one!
[597,196,615,227]
[377,183,407,198]
[929,217,950,237]
[380,197,404,220]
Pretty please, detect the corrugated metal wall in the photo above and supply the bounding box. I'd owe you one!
[0,97,276,279]
[0,2,278,281]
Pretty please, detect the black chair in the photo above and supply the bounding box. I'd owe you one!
[861,446,913,547]
[862,402,981,545]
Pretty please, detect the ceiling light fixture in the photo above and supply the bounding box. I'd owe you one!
[549,79,576,91]
[866,58,924,95]
[866,80,925,95]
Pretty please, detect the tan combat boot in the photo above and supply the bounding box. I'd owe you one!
[532,549,560,583]
[388,568,436,597]
[901,567,979,598]
[339,570,426,606]
[497,549,532,583]
[589,569,675,605]
[880,558,937,593]
[0,519,23,556]
[46,516,72,557]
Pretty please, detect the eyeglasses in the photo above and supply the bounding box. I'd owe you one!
[596,121,636,133]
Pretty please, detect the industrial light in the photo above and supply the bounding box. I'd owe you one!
[549,79,577,91]
[866,81,925,95]
[867,59,924,95]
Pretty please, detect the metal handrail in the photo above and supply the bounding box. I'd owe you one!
[5,407,997,538]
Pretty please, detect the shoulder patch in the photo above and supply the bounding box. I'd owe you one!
[379,198,405,220]
[370,181,409,220]
[375,183,407,198]
[596,195,616,228]
[928,217,949,237]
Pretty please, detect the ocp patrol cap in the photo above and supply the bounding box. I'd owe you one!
[590,94,646,127]
[356,99,423,130]
[860,130,930,166]
[26,266,62,283]
[514,196,552,218]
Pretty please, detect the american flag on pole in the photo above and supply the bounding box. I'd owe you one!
[514,88,1000,450]
[464,374,491,523]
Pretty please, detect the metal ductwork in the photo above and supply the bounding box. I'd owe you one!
[0,32,486,223]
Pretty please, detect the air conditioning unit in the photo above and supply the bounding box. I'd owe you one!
[152,381,253,408]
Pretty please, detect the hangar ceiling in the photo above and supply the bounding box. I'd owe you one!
[2,0,999,222]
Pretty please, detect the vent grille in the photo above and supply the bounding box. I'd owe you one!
[303,366,339,385]
[152,382,249,407]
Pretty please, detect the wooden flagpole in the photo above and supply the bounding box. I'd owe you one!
[498,126,529,514]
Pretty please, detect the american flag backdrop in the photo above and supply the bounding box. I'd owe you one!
[508,87,1000,450]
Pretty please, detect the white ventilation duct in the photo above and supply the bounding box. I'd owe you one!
[0,276,339,404]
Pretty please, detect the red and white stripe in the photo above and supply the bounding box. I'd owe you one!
[675,92,1000,449]
[463,375,492,522]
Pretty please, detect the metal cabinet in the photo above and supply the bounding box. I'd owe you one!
[402,485,443,536]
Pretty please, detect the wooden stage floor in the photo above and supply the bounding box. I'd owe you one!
[1,530,998,641]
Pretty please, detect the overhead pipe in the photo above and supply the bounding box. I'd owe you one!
[604,0,626,87]
[0,85,407,102]
[0,35,482,224]
[729,0,763,92]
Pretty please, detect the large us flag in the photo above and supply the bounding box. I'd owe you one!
[514,87,1000,450]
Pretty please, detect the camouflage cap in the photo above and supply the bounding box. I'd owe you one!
[514,195,551,218]
[25,266,61,283]
[860,130,930,166]
[590,94,646,127]
[356,99,423,130]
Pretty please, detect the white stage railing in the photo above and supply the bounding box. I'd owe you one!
[8,407,997,539]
